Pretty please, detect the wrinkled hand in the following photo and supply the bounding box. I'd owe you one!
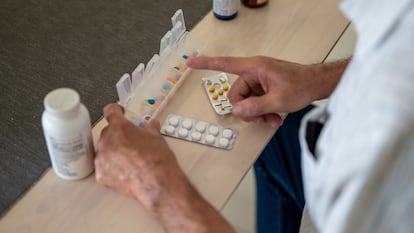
[95,104,181,210]
[187,56,317,127]
[95,104,236,233]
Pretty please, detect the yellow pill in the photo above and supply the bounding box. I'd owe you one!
[209,86,215,92]
[212,93,219,100]
[223,84,229,91]
[218,89,224,95]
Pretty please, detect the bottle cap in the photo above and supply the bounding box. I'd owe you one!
[44,88,81,118]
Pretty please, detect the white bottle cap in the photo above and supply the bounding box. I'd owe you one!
[44,88,81,119]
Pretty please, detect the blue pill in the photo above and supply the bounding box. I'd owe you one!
[147,99,156,105]
[162,83,172,90]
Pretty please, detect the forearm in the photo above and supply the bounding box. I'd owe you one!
[307,58,350,100]
[142,166,235,233]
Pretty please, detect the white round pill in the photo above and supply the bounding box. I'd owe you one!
[208,125,219,136]
[205,134,216,144]
[219,138,229,148]
[182,119,193,129]
[195,122,207,132]
[165,125,175,135]
[191,131,202,141]
[222,129,233,138]
[178,128,188,138]
[168,116,179,126]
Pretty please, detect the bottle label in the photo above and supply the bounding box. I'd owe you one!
[213,0,238,17]
[46,133,94,178]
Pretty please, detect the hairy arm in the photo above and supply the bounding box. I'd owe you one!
[148,166,235,233]
[95,104,235,233]
[307,59,350,100]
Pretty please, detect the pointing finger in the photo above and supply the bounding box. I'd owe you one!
[186,56,255,75]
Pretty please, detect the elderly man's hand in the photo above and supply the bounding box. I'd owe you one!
[187,56,345,127]
[95,104,181,210]
[94,104,236,233]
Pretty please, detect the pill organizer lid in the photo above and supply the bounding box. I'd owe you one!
[160,30,172,55]
[171,9,186,40]
[144,54,160,80]
[116,73,131,105]
[131,63,145,91]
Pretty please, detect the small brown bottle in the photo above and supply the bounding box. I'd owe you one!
[241,0,268,8]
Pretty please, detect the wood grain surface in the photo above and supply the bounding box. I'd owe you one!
[0,0,348,232]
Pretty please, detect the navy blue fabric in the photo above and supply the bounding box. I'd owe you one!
[255,105,314,233]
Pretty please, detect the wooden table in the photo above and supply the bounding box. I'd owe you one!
[0,0,348,232]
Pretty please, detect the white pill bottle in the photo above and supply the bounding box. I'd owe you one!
[42,88,95,180]
[213,0,238,20]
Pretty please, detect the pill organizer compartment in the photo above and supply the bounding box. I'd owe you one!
[115,9,203,126]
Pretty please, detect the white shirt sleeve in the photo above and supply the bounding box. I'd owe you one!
[301,0,414,232]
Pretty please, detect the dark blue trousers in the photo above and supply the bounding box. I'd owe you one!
[254,106,314,233]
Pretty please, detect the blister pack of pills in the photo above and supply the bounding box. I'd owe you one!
[160,114,238,150]
[202,73,232,115]
[115,9,204,127]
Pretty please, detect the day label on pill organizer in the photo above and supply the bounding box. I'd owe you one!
[202,73,232,115]
[160,114,238,150]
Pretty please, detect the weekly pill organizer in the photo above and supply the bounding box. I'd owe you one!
[116,9,202,127]
[117,10,238,149]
